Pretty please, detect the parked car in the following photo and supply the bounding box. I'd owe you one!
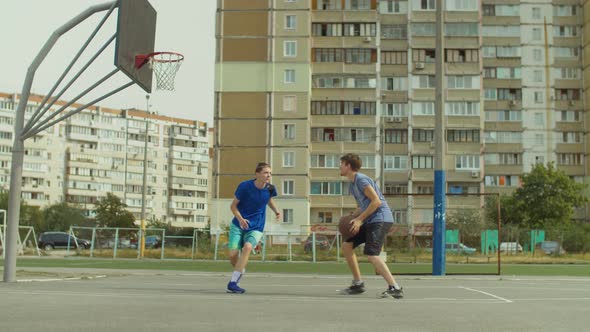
[445,243,476,255]
[129,235,161,249]
[38,232,90,250]
[536,241,565,255]
[303,235,330,253]
[500,242,523,253]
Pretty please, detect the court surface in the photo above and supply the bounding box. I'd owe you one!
[1,268,589,331]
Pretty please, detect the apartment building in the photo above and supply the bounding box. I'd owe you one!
[0,92,210,229]
[212,0,588,234]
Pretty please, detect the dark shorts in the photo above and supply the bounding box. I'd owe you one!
[345,222,392,256]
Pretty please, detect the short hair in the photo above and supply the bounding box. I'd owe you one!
[255,162,271,173]
[340,153,361,171]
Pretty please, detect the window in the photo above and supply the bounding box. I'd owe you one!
[412,102,434,115]
[554,47,579,58]
[348,0,370,10]
[447,76,477,89]
[283,209,294,223]
[285,15,296,29]
[411,23,435,36]
[283,96,297,112]
[445,0,478,11]
[414,75,435,88]
[283,151,295,167]
[445,23,478,36]
[533,49,542,61]
[533,70,543,82]
[445,49,478,63]
[484,131,523,144]
[380,0,407,14]
[413,49,436,63]
[284,41,297,57]
[381,24,407,39]
[384,183,407,194]
[283,180,294,195]
[557,153,583,165]
[343,23,376,36]
[554,5,577,17]
[534,113,544,126]
[344,48,373,64]
[415,0,435,10]
[312,23,343,36]
[318,212,333,223]
[382,103,408,117]
[485,175,520,187]
[284,69,295,83]
[310,181,341,195]
[532,28,542,41]
[284,124,295,140]
[447,129,480,143]
[554,26,578,37]
[311,154,339,168]
[317,0,341,10]
[446,102,479,116]
[532,7,541,19]
[559,111,581,122]
[484,153,522,165]
[534,92,543,104]
[381,51,407,64]
[455,155,480,169]
[384,156,408,170]
[383,77,407,91]
[482,26,520,37]
[559,132,582,143]
[385,129,408,144]
[413,129,434,142]
[412,155,433,169]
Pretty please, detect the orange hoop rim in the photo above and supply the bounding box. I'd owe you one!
[135,51,184,69]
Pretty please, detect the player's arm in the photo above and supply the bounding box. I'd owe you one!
[268,198,281,221]
[230,197,249,229]
[349,208,362,218]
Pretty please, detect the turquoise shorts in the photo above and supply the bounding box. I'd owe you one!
[227,223,264,251]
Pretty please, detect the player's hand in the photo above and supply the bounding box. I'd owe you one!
[274,211,282,221]
[239,218,249,229]
[349,218,363,235]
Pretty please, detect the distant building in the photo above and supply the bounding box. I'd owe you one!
[0,92,210,228]
[211,0,588,234]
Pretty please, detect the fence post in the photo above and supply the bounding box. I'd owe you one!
[191,229,197,260]
[214,229,220,261]
[160,229,166,260]
[262,234,267,262]
[288,232,292,262]
[90,227,96,258]
[312,232,316,263]
[336,232,340,262]
[113,228,119,259]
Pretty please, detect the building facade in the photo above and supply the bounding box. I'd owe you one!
[212,0,588,234]
[0,92,209,229]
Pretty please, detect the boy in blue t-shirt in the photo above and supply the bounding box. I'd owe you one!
[226,162,281,294]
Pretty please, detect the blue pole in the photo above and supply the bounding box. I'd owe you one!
[432,170,446,275]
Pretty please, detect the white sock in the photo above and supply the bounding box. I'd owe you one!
[230,270,242,283]
[391,282,401,290]
[352,279,363,286]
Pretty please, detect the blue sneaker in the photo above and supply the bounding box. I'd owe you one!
[227,281,245,294]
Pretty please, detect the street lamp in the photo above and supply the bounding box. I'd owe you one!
[140,94,151,258]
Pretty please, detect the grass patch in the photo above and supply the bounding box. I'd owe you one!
[1,258,588,277]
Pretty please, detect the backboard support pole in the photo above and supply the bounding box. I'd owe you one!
[3,2,117,283]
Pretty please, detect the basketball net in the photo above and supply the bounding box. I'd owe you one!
[148,52,184,91]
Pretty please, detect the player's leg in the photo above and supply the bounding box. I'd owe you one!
[234,230,263,273]
[364,222,403,299]
[227,224,246,293]
[341,227,366,294]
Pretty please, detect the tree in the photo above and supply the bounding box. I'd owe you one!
[446,208,484,247]
[511,163,587,229]
[0,191,43,230]
[94,193,136,228]
[41,202,87,233]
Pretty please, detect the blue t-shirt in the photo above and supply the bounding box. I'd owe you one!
[232,179,278,232]
[349,173,394,224]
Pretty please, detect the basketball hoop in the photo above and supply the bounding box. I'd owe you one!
[135,52,184,91]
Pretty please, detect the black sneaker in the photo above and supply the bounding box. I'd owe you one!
[341,282,366,295]
[381,287,403,299]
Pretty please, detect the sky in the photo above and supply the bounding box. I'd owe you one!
[0,0,216,125]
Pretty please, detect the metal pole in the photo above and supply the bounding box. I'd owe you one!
[1,209,6,260]
[432,0,447,276]
[140,95,150,258]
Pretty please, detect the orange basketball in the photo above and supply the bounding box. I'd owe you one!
[339,214,356,240]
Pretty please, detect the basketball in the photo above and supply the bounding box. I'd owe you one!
[339,214,356,240]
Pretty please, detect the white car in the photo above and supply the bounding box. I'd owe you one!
[500,242,523,253]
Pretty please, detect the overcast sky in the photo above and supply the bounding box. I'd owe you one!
[0,0,216,125]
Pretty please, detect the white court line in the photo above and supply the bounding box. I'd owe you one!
[460,286,513,303]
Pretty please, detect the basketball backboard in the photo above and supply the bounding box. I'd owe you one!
[115,0,157,93]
